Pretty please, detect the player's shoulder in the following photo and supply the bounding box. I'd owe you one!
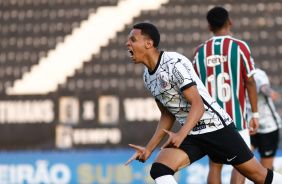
[163,51,190,63]
[193,43,205,55]
[163,51,182,59]
[195,42,205,50]
[254,68,269,86]
[229,36,251,48]
[160,52,191,72]
[143,67,149,76]
[255,68,267,77]
[194,37,214,55]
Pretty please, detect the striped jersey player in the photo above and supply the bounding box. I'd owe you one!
[193,35,256,131]
[143,51,233,135]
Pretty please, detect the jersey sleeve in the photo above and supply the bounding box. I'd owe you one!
[239,41,256,78]
[254,69,270,92]
[171,59,196,92]
[192,54,200,77]
[192,44,204,78]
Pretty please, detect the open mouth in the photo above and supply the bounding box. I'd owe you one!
[128,49,134,59]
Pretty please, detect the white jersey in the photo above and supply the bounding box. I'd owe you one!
[143,51,233,135]
[246,69,281,133]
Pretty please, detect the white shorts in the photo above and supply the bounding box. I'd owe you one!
[238,128,251,148]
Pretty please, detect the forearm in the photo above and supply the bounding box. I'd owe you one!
[180,85,205,136]
[261,85,280,102]
[145,115,175,152]
[179,100,204,136]
[261,85,273,97]
[245,77,258,113]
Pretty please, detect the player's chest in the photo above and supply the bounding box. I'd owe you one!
[146,72,176,97]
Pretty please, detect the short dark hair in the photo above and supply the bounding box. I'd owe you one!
[133,23,160,47]
[207,7,229,31]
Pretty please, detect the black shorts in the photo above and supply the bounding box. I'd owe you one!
[178,123,254,165]
[251,129,279,158]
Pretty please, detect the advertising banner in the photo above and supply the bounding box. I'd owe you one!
[0,93,167,150]
[0,149,281,184]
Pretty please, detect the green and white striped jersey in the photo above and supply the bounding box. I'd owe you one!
[193,36,256,131]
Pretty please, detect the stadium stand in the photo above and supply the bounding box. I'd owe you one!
[1,0,282,150]
[60,1,282,90]
[0,0,119,94]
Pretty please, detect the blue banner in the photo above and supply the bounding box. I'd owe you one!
[0,149,281,184]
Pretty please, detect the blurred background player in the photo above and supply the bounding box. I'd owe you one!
[247,68,282,170]
[193,6,259,184]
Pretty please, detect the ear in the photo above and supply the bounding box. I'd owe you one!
[208,25,212,32]
[228,18,232,26]
[145,39,154,49]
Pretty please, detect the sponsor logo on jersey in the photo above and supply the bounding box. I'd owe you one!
[206,55,227,67]
[158,75,167,88]
[192,121,206,131]
[173,67,184,84]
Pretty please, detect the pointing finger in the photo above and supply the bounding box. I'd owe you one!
[125,153,138,166]
[161,140,170,150]
[129,144,143,151]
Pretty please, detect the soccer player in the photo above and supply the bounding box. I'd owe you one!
[193,7,259,184]
[124,22,282,184]
[246,68,281,170]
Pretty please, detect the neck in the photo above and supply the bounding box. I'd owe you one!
[144,50,160,72]
[214,26,230,36]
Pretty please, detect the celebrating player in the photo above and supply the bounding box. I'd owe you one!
[124,22,282,183]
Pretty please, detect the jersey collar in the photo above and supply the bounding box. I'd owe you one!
[149,51,163,75]
[212,35,232,39]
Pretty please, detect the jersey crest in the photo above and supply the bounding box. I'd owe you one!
[158,75,167,88]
